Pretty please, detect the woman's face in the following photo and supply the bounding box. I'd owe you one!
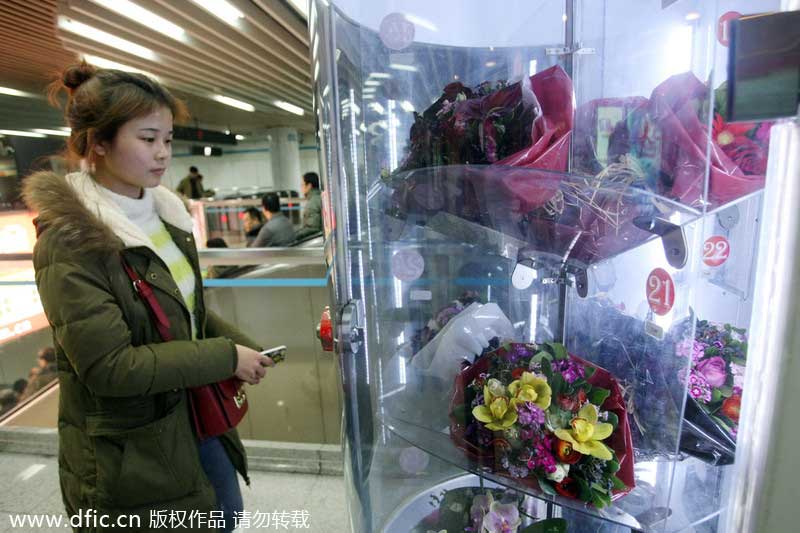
[94,106,173,198]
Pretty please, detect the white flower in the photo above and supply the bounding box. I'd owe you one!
[487,378,506,398]
[546,463,570,483]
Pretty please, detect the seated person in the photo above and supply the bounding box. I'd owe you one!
[242,207,264,245]
[0,389,17,416]
[19,347,58,401]
[294,172,323,240]
[205,237,238,278]
[249,193,295,247]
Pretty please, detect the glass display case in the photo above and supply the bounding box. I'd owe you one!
[309,1,783,531]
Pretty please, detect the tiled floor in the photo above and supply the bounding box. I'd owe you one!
[0,453,348,532]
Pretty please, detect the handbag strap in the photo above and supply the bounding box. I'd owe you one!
[121,257,173,342]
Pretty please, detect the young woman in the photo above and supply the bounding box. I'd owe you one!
[23,62,272,532]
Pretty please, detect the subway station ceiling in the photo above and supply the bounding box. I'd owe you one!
[0,0,314,137]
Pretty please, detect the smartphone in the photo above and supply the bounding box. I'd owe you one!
[260,345,287,364]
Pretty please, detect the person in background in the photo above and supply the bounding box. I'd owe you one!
[177,165,213,199]
[242,207,264,245]
[23,61,273,532]
[19,347,58,401]
[206,237,238,279]
[0,389,17,416]
[249,192,295,247]
[11,378,27,402]
[294,172,323,240]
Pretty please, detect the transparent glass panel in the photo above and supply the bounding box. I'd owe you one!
[0,253,339,445]
[313,0,787,530]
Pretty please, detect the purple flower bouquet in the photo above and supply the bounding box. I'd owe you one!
[678,320,748,464]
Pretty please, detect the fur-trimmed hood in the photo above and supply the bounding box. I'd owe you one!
[22,170,193,255]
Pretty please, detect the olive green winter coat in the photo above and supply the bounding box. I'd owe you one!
[23,171,261,532]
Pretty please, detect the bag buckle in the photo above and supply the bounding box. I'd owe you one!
[234,387,246,409]
[132,279,143,294]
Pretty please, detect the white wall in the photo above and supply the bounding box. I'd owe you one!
[162,140,320,194]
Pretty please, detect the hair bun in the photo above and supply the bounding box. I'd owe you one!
[62,62,97,91]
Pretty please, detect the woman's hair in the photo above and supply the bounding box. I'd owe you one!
[49,62,189,161]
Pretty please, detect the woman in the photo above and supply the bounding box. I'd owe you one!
[23,62,271,532]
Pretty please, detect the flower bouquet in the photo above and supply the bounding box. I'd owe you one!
[396,65,573,174]
[413,487,567,533]
[572,73,773,209]
[450,342,635,509]
[678,320,747,464]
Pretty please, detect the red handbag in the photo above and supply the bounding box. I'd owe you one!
[121,258,248,441]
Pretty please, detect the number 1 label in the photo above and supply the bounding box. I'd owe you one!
[647,268,675,316]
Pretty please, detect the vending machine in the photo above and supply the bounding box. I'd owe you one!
[309,1,798,530]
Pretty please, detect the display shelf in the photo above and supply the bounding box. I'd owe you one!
[382,411,726,532]
[371,166,702,270]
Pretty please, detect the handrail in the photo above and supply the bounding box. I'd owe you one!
[188,197,306,208]
[198,247,325,267]
[0,248,325,268]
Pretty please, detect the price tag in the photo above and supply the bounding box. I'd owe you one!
[646,268,675,316]
[391,249,424,282]
[703,236,731,267]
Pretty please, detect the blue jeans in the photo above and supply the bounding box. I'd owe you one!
[198,437,243,532]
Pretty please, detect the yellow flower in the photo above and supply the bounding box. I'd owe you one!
[554,403,614,460]
[473,385,518,431]
[508,372,552,410]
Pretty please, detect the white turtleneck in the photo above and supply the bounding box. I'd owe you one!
[98,185,198,338]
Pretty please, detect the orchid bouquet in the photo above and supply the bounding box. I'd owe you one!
[682,320,747,439]
[413,487,567,533]
[450,342,634,509]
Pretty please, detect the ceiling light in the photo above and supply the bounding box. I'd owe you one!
[90,0,186,41]
[212,94,255,112]
[235,134,245,140]
[60,127,72,132]
[400,101,415,113]
[58,17,156,60]
[685,11,701,21]
[274,101,305,116]
[369,72,391,79]
[485,61,497,68]
[0,86,36,98]
[389,63,418,72]
[0,129,46,138]
[363,94,375,100]
[190,0,244,26]
[224,129,231,134]
[82,54,159,80]
[369,102,385,114]
[32,129,71,137]
[364,80,381,86]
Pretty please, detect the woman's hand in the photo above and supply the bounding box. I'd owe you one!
[235,344,275,384]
